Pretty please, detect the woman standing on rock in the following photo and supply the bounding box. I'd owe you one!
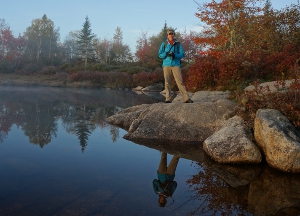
[158,28,193,103]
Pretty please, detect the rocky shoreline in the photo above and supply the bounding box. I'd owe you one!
[107,85,300,174]
[2,75,300,173]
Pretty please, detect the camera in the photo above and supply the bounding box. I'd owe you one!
[166,52,175,60]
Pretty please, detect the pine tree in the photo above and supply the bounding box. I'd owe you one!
[77,16,95,70]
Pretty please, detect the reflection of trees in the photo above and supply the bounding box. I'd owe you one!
[60,104,94,152]
[75,120,91,152]
[0,100,22,143]
[0,87,146,150]
[0,131,7,143]
[90,106,121,143]
[185,160,300,216]
[73,104,95,152]
[109,126,119,142]
[184,162,251,215]
[0,100,24,143]
[60,104,121,151]
[0,113,10,143]
[0,99,121,149]
[21,102,58,148]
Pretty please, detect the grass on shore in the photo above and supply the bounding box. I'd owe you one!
[0,74,99,88]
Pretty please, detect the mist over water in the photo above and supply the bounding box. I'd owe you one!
[1,86,300,216]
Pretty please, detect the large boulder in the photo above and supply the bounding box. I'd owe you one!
[254,109,300,173]
[106,104,150,129]
[203,116,262,164]
[106,99,237,143]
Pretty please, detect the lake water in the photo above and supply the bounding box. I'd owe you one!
[1,86,300,216]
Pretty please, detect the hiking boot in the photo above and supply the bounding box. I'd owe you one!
[185,99,193,103]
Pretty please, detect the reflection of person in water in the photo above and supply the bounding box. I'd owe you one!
[153,152,180,207]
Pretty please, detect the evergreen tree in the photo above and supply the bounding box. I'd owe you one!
[77,16,95,70]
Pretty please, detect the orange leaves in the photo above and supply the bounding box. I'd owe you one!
[193,0,267,53]
[185,55,219,91]
[233,1,243,8]
[0,26,25,62]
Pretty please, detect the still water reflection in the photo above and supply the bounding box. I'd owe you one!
[1,86,300,216]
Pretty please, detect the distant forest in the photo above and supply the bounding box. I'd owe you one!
[0,0,299,92]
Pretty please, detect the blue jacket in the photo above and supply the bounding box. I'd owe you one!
[158,40,185,67]
[152,172,177,197]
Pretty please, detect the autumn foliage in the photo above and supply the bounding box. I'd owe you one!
[185,160,251,215]
[184,1,300,92]
[0,1,300,94]
[68,71,133,88]
[133,68,164,87]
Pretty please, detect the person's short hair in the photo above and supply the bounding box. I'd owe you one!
[167,29,175,35]
[158,195,167,207]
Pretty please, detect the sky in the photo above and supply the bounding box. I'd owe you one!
[0,0,299,53]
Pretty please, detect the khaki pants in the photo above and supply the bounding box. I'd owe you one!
[163,66,190,102]
[158,152,180,175]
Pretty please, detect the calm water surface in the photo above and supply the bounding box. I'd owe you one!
[1,86,300,216]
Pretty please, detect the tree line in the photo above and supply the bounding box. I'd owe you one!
[0,0,299,92]
[0,14,199,74]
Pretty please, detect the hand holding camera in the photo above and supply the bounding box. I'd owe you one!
[166,52,175,60]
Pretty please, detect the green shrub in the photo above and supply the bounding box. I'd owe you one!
[53,72,68,81]
[67,70,133,88]
[59,63,72,71]
[103,65,119,72]
[92,63,107,71]
[126,66,151,75]
[0,61,18,74]
[38,66,57,75]
[17,63,40,75]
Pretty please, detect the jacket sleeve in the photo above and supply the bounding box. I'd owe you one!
[174,43,185,60]
[158,42,167,59]
[153,179,160,194]
[167,181,177,197]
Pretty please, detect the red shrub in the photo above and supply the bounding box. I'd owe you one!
[67,71,133,88]
[185,47,298,91]
[261,44,300,80]
[105,72,133,88]
[185,56,219,91]
[133,70,164,87]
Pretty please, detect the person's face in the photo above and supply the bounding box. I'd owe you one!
[167,32,174,41]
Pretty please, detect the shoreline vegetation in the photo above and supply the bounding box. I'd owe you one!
[0,74,66,87]
[0,73,127,89]
[2,72,300,135]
